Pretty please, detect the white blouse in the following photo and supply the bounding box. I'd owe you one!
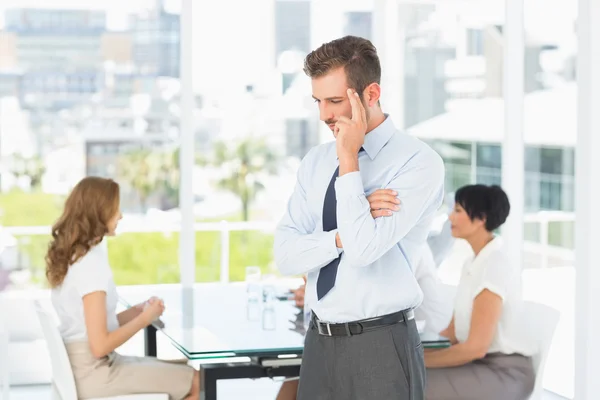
[51,242,120,342]
[453,236,535,356]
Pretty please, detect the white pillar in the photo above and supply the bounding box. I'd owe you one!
[501,0,524,270]
[310,0,344,50]
[372,0,405,129]
[575,0,600,397]
[179,0,195,289]
[310,0,345,144]
[220,221,230,283]
[470,141,477,184]
[455,16,468,60]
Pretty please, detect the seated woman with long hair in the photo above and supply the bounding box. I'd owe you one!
[46,177,200,400]
[425,184,536,400]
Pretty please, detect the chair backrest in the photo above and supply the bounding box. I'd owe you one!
[34,301,78,400]
[0,306,9,400]
[439,282,457,303]
[521,301,560,400]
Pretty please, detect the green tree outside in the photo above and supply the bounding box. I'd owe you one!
[116,148,165,212]
[5,154,46,191]
[0,191,276,287]
[199,138,280,222]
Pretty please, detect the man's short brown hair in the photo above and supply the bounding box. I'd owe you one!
[303,35,381,95]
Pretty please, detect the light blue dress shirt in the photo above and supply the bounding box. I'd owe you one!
[274,116,445,323]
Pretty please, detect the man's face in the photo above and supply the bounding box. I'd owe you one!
[311,67,369,137]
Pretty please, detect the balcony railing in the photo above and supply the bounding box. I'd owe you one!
[0,211,575,287]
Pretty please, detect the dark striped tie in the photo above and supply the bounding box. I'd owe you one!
[316,165,340,300]
[316,148,364,300]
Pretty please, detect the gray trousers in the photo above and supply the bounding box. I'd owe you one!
[297,317,426,400]
[425,353,535,400]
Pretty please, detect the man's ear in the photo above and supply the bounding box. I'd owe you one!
[363,83,381,107]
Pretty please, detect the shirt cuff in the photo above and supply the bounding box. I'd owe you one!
[335,171,364,199]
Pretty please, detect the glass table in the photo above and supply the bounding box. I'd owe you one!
[121,283,450,399]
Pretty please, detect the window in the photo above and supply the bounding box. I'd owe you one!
[466,28,484,56]
[0,2,181,288]
[0,4,580,395]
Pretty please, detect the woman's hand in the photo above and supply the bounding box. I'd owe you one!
[140,297,165,325]
[128,296,162,320]
[137,296,161,311]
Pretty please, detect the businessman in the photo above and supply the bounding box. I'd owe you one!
[274,35,445,399]
[276,242,453,400]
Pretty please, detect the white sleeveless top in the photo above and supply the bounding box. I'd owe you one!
[51,242,120,342]
[453,237,535,356]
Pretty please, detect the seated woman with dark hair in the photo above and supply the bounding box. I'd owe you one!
[425,184,535,400]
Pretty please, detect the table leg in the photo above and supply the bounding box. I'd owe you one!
[199,361,301,400]
[144,325,157,357]
[200,367,217,400]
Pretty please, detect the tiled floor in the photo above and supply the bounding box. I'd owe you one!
[8,382,569,400]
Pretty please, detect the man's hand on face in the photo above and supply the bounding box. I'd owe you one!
[335,89,368,158]
[367,189,401,218]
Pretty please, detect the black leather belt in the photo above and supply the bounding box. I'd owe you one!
[312,309,414,337]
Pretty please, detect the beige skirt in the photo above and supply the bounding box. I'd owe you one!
[426,353,535,400]
[65,341,195,400]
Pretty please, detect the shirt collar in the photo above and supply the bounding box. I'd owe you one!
[359,114,396,160]
[361,114,396,160]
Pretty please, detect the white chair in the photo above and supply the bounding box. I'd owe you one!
[34,301,168,400]
[0,309,9,400]
[521,301,560,400]
[439,282,457,303]
[1,295,52,386]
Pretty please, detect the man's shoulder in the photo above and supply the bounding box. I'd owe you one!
[392,132,442,162]
[384,132,444,180]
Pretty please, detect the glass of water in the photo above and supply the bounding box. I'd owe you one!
[262,284,277,330]
[245,266,262,321]
[303,306,311,333]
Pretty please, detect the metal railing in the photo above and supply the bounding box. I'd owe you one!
[4,220,277,284]
[523,210,575,269]
[1,212,575,283]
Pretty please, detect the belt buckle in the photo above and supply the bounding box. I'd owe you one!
[317,321,332,336]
